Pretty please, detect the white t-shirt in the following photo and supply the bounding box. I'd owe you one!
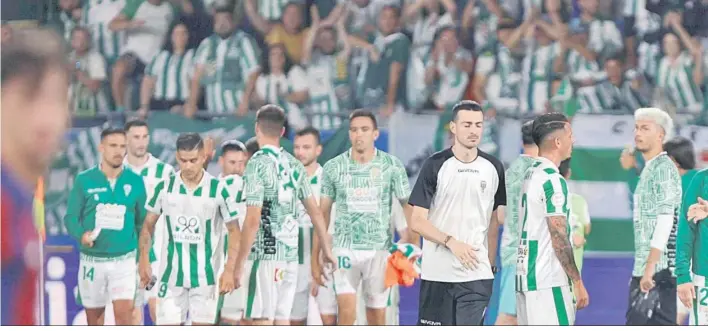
[409,148,506,283]
[121,0,176,64]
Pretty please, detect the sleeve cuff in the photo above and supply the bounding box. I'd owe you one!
[677,273,692,285]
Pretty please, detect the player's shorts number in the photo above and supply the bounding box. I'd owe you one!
[82,266,95,282]
[158,283,168,298]
[338,256,351,269]
[700,288,708,306]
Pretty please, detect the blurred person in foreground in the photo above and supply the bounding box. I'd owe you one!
[1,28,70,326]
[627,108,681,326]
[662,136,699,325]
[558,159,591,273]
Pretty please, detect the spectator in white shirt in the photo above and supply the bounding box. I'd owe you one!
[109,0,177,112]
[69,26,109,117]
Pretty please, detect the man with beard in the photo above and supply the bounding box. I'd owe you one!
[138,133,241,325]
[626,108,681,325]
[186,7,261,116]
[516,113,589,325]
[409,101,505,326]
[122,119,174,324]
[64,128,149,325]
[290,127,338,326]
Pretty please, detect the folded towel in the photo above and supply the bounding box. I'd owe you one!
[385,243,423,288]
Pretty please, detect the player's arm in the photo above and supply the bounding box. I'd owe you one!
[487,161,507,269]
[139,180,166,263]
[676,173,701,286]
[408,158,454,245]
[134,178,148,234]
[235,161,265,271]
[544,177,581,283]
[645,165,682,277]
[108,0,142,31]
[298,166,335,269]
[64,176,89,244]
[392,158,420,245]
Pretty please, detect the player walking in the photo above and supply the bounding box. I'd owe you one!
[678,169,708,325]
[138,133,242,325]
[64,128,148,325]
[122,119,175,324]
[228,105,336,326]
[516,113,589,325]
[290,127,339,326]
[409,101,505,326]
[627,108,681,326]
[218,139,250,325]
[496,120,537,326]
[319,109,414,326]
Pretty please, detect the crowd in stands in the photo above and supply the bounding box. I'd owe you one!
[28,0,708,129]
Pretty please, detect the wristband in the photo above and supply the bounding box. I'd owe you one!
[443,235,452,248]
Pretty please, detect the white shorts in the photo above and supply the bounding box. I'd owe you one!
[156,283,221,325]
[474,54,496,76]
[133,261,160,308]
[220,267,248,321]
[517,286,576,325]
[77,251,138,309]
[316,275,338,316]
[242,260,298,321]
[332,248,390,309]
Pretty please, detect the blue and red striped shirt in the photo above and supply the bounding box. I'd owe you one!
[1,166,40,325]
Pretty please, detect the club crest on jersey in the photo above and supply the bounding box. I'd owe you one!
[274,268,286,282]
[480,180,487,193]
[123,184,132,196]
[94,194,99,201]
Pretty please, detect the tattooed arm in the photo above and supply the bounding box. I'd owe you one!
[546,215,581,282]
[138,212,160,287]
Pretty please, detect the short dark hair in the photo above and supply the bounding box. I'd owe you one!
[349,109,378,129]
[521,120,535,145]
[256,104,286,137]
[451,100,483,121]
[124,118,148,132]
[559,158,571,178]
[100,127,126,140]
[245,137,259,156]
[663,136,696,170]
[531,113,570,147]
[2,28,69,96]
[176,132,204,151]
[295,127,321,145]
[220,139,246,155]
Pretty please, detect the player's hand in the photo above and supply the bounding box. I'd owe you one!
[311,256,326,287]
[688,198,708,222]
[320,249,337,279]
[310,282,320,297]
[138,255,152,288]
[219,270,235,294]
[678,282,696,309]
[640,268,656,293]
[233,264,244,290]
[447,238,480,270]
[573,280,589,309]
[81,231,95,247]
[130,19,146,29]
[619,147,636,170]
[572,233,586,248]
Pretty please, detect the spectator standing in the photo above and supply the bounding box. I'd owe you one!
[246,0,308,64]
[83,0,126,66]
[47,0,83,43]
[251,43,310,131]
[352,4,410,116]
[302,6,353,130]
[462,0,503,103]
[69,27,110,117]
[656,13,705,115]
[187,7,261,116]
[138,21,196,116]
[595,56,650,114]
[622,0,663,77]
[423,26,474,111]
[519,16,561,114]
[569,0,623,65]
[109,0,178,112]
[343,0,388,38]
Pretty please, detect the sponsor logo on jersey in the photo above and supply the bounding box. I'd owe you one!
[123,184,131,196]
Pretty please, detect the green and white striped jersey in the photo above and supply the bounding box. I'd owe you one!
[243,145,313,262]
[220,173,246,228]
[471,2,499,55]
[656,53,704,113]
[145,49,196,102]
[516,157,572,292]
[585,18,623,64]
[305,51,352,130]
[82,0,126,62]
[430,48,473,110]
[124,154,175,262]
[632,152,681,277]
[519,42,560,114]
[500,155,537,267]
[622,0,662,39]
[254,67,308,125]
[69,51,110,116]
[258,0,291,21]
[322,149,410,251]
[195,32,262,113]
[145,171,239,288]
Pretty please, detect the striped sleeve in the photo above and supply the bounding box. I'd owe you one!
[145,177,168,214]
[296,163,313,201]
[239,34,262,81]
[542,173,569,217]
[217,181,240,222]
[194,38,211,66]
[145,51,160,76]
